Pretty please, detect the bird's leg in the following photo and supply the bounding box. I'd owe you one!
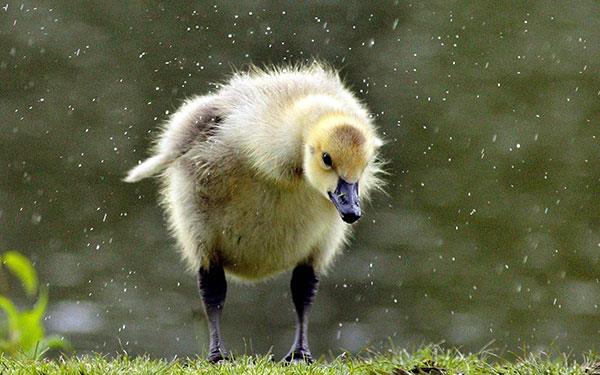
[198,264,228,363]
[283,263,319,363]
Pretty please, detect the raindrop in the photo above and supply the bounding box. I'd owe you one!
[31,213,42,224]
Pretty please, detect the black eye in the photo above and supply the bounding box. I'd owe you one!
[322,152,333,168]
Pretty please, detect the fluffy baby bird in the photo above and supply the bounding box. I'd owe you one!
[125,63,383,363]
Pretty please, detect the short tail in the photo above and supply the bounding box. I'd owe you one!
[123,153,174,183]
[124,94,222,183]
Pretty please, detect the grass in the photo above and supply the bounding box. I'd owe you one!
[0,346,598,374]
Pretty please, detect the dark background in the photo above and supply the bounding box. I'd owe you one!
[2,1,600,359]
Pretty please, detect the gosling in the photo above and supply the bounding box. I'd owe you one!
[125,63,383,363]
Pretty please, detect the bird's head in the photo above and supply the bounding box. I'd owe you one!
[304,114,382,224]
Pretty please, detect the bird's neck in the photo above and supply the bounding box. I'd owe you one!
[249,95,351,187]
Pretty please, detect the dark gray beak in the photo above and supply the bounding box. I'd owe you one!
[328,178,361,224]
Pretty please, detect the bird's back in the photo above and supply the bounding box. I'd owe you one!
[213,66,370,184]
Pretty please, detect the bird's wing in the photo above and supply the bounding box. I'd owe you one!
[124,95,223,182]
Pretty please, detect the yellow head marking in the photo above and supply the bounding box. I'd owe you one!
[304,114,375,196]
[323,124,369,182]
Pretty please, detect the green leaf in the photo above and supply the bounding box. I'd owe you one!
[0,251,65,360]
[16,310,44,355]
[31,288,48,322]
[2,251,38,297]
[17,289,48,354]
[41,335,71,351]
[0,295,19,335]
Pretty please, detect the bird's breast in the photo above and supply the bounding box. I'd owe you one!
[211,178,337,280]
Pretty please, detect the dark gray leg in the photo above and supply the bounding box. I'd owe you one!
[198,264,228,363]
[283,264,319,363]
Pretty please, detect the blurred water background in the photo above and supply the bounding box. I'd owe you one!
[2,1,600,359]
